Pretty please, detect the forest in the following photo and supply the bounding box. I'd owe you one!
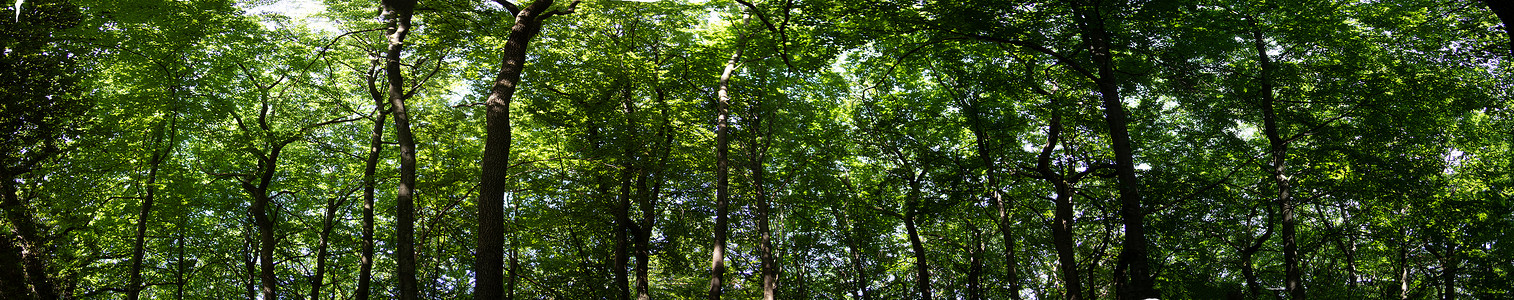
[2,0,1513,299]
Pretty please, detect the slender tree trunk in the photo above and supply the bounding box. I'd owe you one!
[635,86,673,300]
[1398,245,1410,300]
[904,205,930,300]
[1249,23,1303,300]
[905,174,931,300]
[309,195,342,300]
[707,13,748,300]
[964,100,1023,300]
[477,1,578,298]
[357,97,388,300]
[379,0,420,298]
[835,203,871,300]
[1441,244,1458,300]
[1068,1,1151,298]
[614,85,639,300]
[751,86,777,300]
[129,111,179,300]
[0,233,26,299]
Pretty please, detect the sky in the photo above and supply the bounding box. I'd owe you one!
[243,0,339,33]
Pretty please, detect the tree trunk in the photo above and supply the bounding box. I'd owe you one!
[751,82,777,300]
[1,173,58,300]
[1441,244,1458,300]
[1249,22,1303,300]
[129,111,178,300]
[357,92,388,300]
[634,86,673,300]
[477,1,578,298]
[1398,245,1410,300]
[1070,0,1152,298]
[967,224,984,300]
[1034,106,1082,300]
[904,205,930,300]
[0,233,29,300]
[309,195,342,300]
[614,85,638,300]
[380,0,420,298]
[964,98,1023,300]
[707,13,748,300]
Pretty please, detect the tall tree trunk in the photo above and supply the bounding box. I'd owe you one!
[707,13,748,300]
[1441,244,1458,300]
[129,111,179,300]
[614,85,638,300]
[357,91,388,300]
[380,0,420,298]
[751,83,777,300]
[1,174,55,300]
[1398,245,1410,300]
[635,86,673,300]
[245,143,290,300]
[309,195,343,300]
[477,1,578,298]
[1034,105,1082,300]
[904,182,930,300]
[0,232,27,299]
[1250,22,1303,300]
[963,99,1023,300]
[1069,0,1151,298]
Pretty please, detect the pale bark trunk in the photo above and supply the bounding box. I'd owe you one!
[707,14,748,300]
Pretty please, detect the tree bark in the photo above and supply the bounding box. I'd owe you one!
[1036,109,1082,300]
[634,85,673,300]
[309,195,343,300]
[477,1,578,299]
[1248,22,1303,300]
[750,80,777,300]
[901,172,931,300]
[614,85,638,300]
[1,175,56,300]
[707,13,748,300]
[1441,244,1458,300]
[963,96,1023,300]
[128,111,179,300]
[1068,0,1152,298]
[357,80,388,300]
[0,230,30,299]
[379,0,420,298]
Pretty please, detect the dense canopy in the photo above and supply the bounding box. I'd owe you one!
[2,0,1512,299]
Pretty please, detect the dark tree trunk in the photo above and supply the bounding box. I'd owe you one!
[966,224,984,300]
[634,86,673,300]
[905,175,931,300]
[2,175,54,300]
[750,82,777,300]
[614,85,638,300]
[129,111,178,300]
[477,1,578,299]
[309,195,343,300]
[357,87,388,300]
[1441,244,1458,300]
[380,0,420,298]
[0,231,29,299]
[245,143,290,300]
[707,14,748,300]
[1248,21,1303,300]
[963,97,1023,300]
[1035,107,1082,300]
[1068,0,1151,298]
